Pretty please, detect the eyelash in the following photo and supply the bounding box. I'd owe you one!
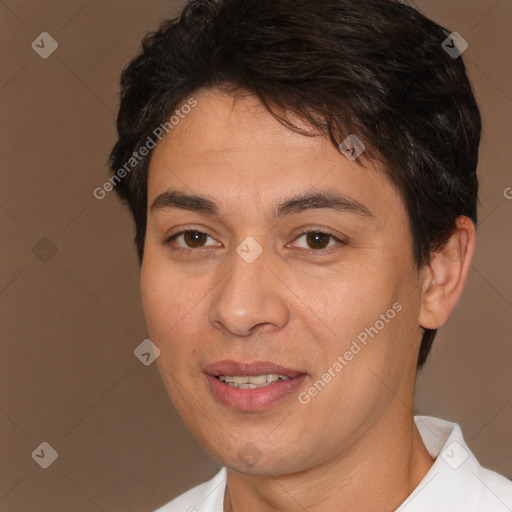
[161,228,346,255]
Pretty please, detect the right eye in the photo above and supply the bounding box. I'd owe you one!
[163,230,222,251]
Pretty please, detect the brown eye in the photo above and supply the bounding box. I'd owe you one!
[305,232,331,249]
[182,231,209,248]
[293,230,344,251]
[167,230,219,250]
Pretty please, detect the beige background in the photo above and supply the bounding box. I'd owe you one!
[0,0,511,510]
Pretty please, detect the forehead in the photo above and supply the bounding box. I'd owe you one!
[147,89,403,221]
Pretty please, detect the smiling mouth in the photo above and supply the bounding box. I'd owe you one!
[203,360,308,411]
[203,359,306,379]
[216,374,292,389]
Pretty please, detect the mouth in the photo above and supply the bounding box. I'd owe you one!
[204,359,306,378]
[216,374,292,389]
[203,360,308,411]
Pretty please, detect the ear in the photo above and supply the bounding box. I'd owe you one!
[418,216,476,330]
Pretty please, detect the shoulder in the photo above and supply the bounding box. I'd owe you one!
[472,463,512,509]
[405,415,512,511]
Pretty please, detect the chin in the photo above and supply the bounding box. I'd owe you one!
[208,441,306,477]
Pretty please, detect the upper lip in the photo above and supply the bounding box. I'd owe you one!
[203,360,306,378]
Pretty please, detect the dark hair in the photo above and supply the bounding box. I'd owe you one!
[109,0,481,368]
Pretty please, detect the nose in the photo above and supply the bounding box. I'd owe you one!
[208,249,290,337]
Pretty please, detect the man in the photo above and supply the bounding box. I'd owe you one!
[109,0,512,510]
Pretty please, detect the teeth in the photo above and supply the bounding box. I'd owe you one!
[218,374,291,388]
[232,376,249,384]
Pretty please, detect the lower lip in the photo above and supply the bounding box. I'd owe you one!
[205,374,308,412]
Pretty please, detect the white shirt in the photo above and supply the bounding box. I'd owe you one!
[154,416,512,512]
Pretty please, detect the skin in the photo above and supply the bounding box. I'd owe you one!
[140,88,476,512]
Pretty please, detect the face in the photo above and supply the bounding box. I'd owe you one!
[141,88,425,476]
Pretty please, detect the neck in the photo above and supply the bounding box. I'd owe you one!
[223,411,434,512]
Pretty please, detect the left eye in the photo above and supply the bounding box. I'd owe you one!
[292,231,342,250]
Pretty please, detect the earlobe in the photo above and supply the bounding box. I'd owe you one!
[418,216,476,330]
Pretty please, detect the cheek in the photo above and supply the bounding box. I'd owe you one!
[295,261,393,339]
[140,258,188,337]
[140,259,167,335]
[296,261,414,392]
[140,257,208,364]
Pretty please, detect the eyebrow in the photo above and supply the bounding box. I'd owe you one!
[150,189,374,219]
